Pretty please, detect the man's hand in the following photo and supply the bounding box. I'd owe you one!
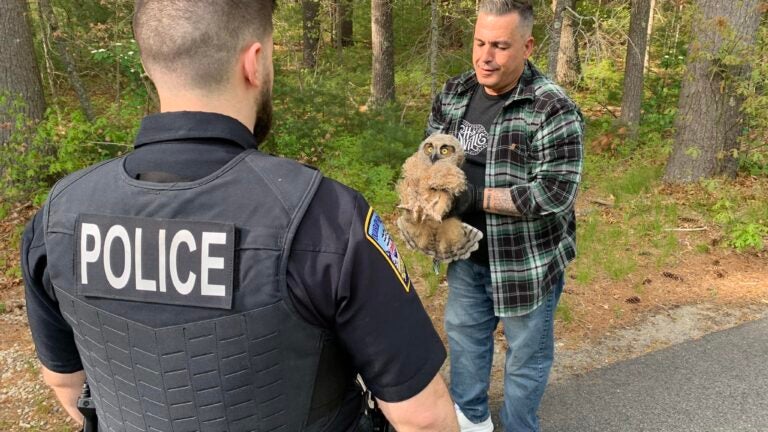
[450,183,485,217]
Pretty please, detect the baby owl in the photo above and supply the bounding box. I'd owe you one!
[396,133,482,263]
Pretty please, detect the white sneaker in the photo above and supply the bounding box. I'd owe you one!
[455,403,494,432]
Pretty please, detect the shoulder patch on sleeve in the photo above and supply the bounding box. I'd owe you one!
[364,208,411,292]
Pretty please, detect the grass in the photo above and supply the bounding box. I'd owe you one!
[5,266,21,279]
[0,224,25,280]
[24,358,39,375]
[652,234,680,267]
[556,297,574,324]
[33,396,54,417]
[572,214,639,284]
[572,266,595,286]
[604,252,638,281]
[403,248,446,297]
[612,305,624,320]
[9,224,24,252]
[632,282,645,295]
[604,164,663,206]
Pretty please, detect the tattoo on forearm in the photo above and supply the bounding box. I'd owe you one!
[483,188,522,216]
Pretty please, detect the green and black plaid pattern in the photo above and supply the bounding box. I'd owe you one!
[426,62,584,316]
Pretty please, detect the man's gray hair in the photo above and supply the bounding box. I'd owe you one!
[478,0,534,35]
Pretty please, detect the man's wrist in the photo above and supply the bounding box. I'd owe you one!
[483,188,522,216]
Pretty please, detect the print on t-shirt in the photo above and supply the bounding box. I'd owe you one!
[458,119,489,157]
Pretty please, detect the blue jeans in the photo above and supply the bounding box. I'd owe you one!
[445,259,563,432]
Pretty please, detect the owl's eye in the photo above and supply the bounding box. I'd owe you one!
[440,145,454,155]
[424,144,434,154]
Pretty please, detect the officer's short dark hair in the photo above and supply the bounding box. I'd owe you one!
[478,0,534,36]
[133,0,276,90]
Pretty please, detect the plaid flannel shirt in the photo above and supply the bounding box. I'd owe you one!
[427,61,584,316]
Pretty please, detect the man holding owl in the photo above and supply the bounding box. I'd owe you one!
[426,1,584,431]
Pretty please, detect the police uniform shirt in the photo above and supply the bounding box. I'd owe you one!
[22,112,447,419]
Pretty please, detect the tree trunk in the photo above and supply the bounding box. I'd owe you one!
[441,0,465,49]
[302,0,321,69]
[430,0,440,98]
[333,0,354,49]
[0,0,46,145]
[370,0,395,107]
[663,0,763,183]
[38,0,94,122]
[340,0,353,47]
[620,0,653,129]
[548,0,568,78]
[555,0,580,86]
[643,0,656,71]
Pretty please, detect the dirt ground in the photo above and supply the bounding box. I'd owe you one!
[1,203,767,431]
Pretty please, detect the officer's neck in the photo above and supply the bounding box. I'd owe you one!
[156,84,257,133]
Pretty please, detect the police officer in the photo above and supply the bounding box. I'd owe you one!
[21,1,458,431]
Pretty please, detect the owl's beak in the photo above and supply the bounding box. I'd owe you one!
[430,152,439,163]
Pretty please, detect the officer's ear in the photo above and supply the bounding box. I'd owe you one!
[241,41,264,90]
[138,56,156,83]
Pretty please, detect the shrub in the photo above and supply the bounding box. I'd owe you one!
[1,105,138,205]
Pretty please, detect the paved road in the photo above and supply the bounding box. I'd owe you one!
[538,318,768,431]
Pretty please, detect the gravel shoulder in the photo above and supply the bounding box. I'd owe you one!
[548,302,768,383]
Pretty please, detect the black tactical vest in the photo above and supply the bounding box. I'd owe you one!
[44,149,352,432]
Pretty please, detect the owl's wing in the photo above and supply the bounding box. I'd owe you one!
[432,223,483,263]
[396,155,430,218]
[396,216,420,251]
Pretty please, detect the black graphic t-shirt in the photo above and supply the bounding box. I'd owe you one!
[457,85,511,266]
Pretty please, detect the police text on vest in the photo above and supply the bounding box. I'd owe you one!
[75,214,235,309]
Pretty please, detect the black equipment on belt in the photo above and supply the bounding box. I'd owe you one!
[364,390,391,432]
[77,381,98,432]
[356,376,393,432]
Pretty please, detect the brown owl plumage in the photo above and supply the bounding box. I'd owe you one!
[396,134,482,263]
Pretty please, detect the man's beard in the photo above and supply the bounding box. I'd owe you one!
[252,87,273,145]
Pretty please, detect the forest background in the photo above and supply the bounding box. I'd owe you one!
[0,0,767,429]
